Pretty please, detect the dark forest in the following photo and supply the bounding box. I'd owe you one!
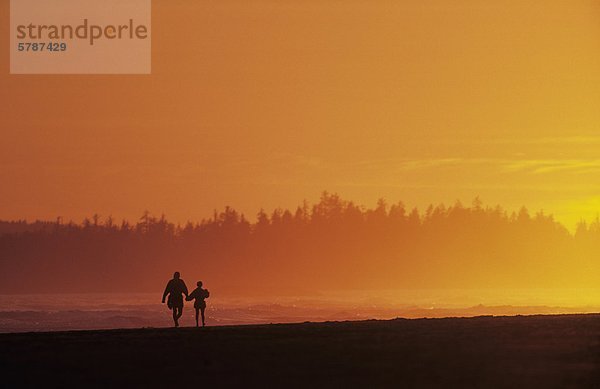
[1,193,598,294]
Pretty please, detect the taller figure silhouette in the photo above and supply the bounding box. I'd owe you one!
[162,271,189,327]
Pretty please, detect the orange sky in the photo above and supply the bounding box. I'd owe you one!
[2,0,600,228]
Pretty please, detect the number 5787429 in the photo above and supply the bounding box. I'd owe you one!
[17,42,67,52]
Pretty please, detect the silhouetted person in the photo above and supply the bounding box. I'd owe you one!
[186,281,210,327]
[162,272,189,327]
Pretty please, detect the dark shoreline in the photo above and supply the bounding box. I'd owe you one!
[1,314,598,388]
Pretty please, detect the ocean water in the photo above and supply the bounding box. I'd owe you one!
[0,290,598,333]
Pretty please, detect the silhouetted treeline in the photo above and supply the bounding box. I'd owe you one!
[0,193,598,294]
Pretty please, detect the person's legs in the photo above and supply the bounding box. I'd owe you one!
[201,307,206,327]
[172,307,179,327]
[195,308,199,327]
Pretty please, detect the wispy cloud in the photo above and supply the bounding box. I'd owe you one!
[422,135,600,146]
[503,159,600,174]
[349,157,600,175]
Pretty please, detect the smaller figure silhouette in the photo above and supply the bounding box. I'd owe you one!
[162,271,189,327]
[186,281,210,327]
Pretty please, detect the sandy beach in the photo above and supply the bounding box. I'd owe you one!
[1,314,598,388]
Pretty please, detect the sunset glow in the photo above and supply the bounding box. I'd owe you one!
[3,3,600,386]
[2,0,600,231]
[1,0,600,320]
